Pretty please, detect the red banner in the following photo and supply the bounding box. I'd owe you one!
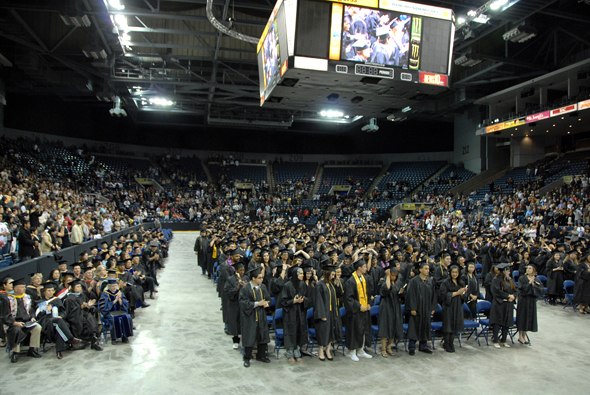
[550,104,577,117]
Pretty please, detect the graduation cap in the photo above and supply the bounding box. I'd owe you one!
[328,250,339,257]
[106,278,118,285]
[106,269,118,275]
[150,241,159,247]
[352,259,366,270]
[57,259,69,266]
[61,271,75,278]
[494,262,510,270]
[233,261,245,270]
[69,278,83,287]
[70,262,82,269]
[42,281,57,289]
[301,263,314,272]
[322,264,338,272]
[83,266,94,273]
[295,238,305,244]
[247,266,263,279]
[12,278,26,287]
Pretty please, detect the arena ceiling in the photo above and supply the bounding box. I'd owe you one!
[0,0,589,133]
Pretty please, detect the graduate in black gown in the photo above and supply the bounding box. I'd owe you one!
[224,261,248,350]
[439,265,467,352]
[546,252,565,305]
[377,266,404,357]
[280,266,308,363]
[314,264,341,361]
[63,279,103,351]
[239,266,271,368]
[462,260,480,319]
[489,263,516,348]
[405,261,437,355]
[574,254,590,314]
[34,282,82,359]
[516,264,544,344]
[344,259,373,361]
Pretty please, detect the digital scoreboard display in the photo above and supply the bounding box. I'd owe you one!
[257,0,455,107]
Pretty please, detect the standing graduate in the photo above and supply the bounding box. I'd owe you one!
[314,264,341,361]
[344,259,373,361]
[574,254,590,313]
[546,251,565,305]
[98,278,133,345]
[516,264,544,345]
[239,266,271,367]
[462,260,480,319]
[224,261,248,350]
[280,266,308,363]
[439,265,467,352]
[405,261,437,355]
[377,266,404,358]
[489,263,516,349]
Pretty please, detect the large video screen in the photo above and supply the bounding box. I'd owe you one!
[340,5,412,68]
[257,1,289,105]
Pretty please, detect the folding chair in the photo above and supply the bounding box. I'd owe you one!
[266,297,275,326]
[459,303,480,347]
[273,308,284,359]
[335,307,347,356]
[512,270,520,286]
[370,304,380,353]
[307,308,317,353]
[536,275,548,304]
[475,300,492,346]
[430,304,443,350]
[563,280,576,311]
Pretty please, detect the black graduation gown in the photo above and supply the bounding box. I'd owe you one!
[25,286,40,304]
[462,273,480,318]
[333,280,345,341]
[574,262,590,304]
[35,297,74,352]
[516,275,543,332]
[546,259,565,297]
[344,275,372,350]
[218,262,233,323]
[239,282,271,348]
[377,277,403,340]
[280,280,308,349]
[224,274,248,337]
[439,278,464,333]
[489,277,515,327]
[367,265,385,296]
[270,276,286,298]
[63,293,100,339]
[433,264,449,302]
[563,259,578,282]
[405,275,437,342]
[314,280,342,347]
[484,272,495,302]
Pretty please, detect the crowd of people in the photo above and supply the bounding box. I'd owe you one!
[0,224,170,362]
[195,176,590,365]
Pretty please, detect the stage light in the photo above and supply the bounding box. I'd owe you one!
[107,0,125,10]
[149,97,174,106]
[114,14,128,29]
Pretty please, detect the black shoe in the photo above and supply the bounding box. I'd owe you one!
[122,337,129,344]
[112,339,117,345]
[450,343,456,353]
[27,348,42,358]
[142,303,150,308]
[243,359,251,368]
[71,338,82,344]
[409,350,415,356]
[130,311,136,319]
[57,351,63,360]
[91,342,103,351]
[419,348,433,354]
[256,356,271,363]
[11,352,18,363]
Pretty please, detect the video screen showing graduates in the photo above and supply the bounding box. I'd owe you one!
[261,22,279,90]
[341,6,411,68]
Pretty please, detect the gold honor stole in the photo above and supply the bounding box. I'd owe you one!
[352,272,368,310]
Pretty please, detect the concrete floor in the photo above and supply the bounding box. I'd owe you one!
[1,232,589,395]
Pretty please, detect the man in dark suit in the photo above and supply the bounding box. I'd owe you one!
[17,219,37,261]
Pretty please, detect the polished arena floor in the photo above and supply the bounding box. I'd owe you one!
[1,232,588,395]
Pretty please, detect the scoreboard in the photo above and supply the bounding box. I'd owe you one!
[257,0,455,109]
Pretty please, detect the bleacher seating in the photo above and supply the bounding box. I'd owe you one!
[422,164,476,196]
[209,164,267,184]
[177,156,208,182]
[318,166,381,195]
[273,162,317,197]
[377,161,446,200]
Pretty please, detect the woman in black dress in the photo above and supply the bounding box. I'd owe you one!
[377,267,404,357]
[516,264,544,344]
[314,265,341,361]
[439,266,468,352]
[484,265,500,302]
[573,254,590,314]
[462,260,480,319]
[546,251,565,305]
[490,263,516,349]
